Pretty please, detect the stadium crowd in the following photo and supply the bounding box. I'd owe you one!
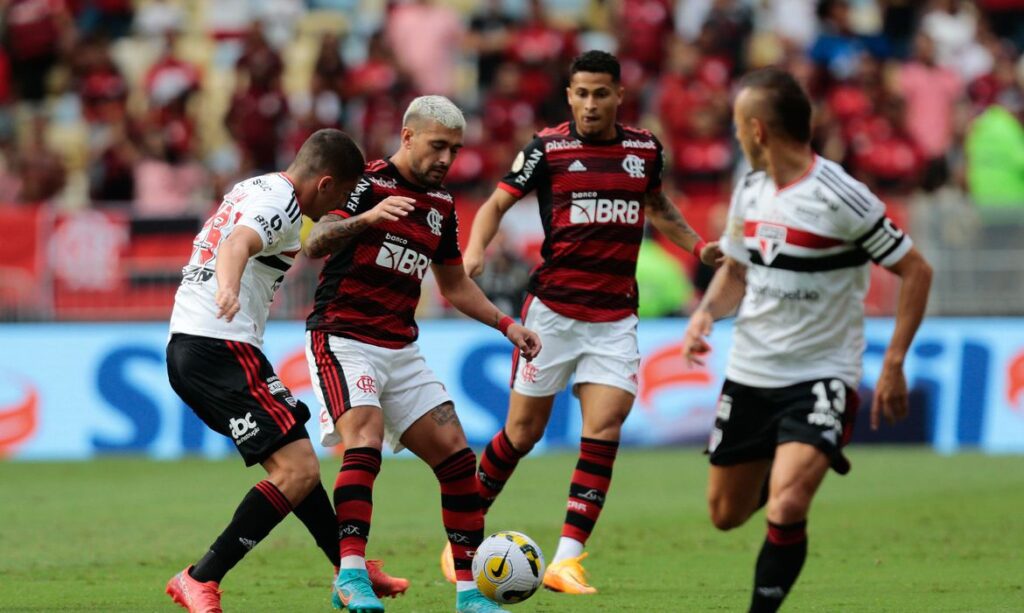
[1,0,1023,213]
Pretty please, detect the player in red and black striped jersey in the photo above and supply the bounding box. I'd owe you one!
[302,96,541,613]
[447,50,722,594]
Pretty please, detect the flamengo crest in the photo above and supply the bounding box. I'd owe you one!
[427,208,443,236]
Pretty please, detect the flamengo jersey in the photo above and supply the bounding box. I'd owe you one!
[498,121,664,322]
[306,159,462,349]
[719,156,912,388]
[170,173,302,347]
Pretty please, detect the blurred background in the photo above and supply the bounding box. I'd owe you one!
[1,0,1023,460]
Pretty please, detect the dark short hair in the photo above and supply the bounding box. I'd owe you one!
[738,67,812,144]
[293,128,365,181]
[569,50,620,83]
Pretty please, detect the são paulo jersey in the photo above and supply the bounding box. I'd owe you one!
[498,121,664,322]
[169,172,302,347]
[719,156,912,388]
[306,159,462,349]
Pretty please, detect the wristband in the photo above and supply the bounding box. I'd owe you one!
[497,316,515,336]
[692,239,707,260]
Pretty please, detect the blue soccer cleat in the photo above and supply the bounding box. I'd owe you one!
[455,588,508,613]
[332,568,385,612]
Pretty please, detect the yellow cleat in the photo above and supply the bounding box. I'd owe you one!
[542,553,597,595]
[440,541,457,584]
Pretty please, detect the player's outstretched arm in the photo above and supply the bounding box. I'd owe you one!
[302,196,415,258]
[681,256,747,367]
[432,263,541,360]
[872,247,933,430]
[214,226,264,322]
[464,188,519,277]
[644,191,722,266]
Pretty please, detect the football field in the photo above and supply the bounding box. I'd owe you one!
[1,448,1022,612]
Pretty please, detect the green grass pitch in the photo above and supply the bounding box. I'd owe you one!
[1,448,1022,612]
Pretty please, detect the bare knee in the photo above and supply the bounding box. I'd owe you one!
[504,416,545,454]
[708,495,753,531]
[270,453,322,503]
[766,488,812,525]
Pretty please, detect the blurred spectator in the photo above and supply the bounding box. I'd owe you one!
[144,30,201,109]
[921,0,996,80]
[227,24,288,173]
[474,230,532,316]
[343,30,410,160]
[894,32,964,191]
[847,96,925,194]
[72,0,134,40]
[616,0,675,81]
[965,104,1024,207]
[466,0,517,90]
[132,124,209,217]
[133,0,185,37]
[72,35,129,124]
[482,61,535,176]
[89,118,137,202]
[701,0,754,76]
[4,0,72,104]
[508,0,578,123]
[285,34,346,158]
[669,105,733,199]
[235,22,284,87]
[809,0,889,86]
[636,236,691,317]
[386,0,464,97]
[16,116,66,203]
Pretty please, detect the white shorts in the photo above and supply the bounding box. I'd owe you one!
[306,331,451,453]
[511,296,640,397]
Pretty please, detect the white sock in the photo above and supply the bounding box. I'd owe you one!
[456,580,477,593]
[552,537,585,564]
[340,555,366,571]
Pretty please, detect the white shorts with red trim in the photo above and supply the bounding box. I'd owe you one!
[305,331,451,453]
[511,296,640,397]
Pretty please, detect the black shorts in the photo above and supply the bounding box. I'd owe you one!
[167,333,310,466]
[707,378,859,475]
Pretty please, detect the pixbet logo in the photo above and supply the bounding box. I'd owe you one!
[570,198,640,224]
[229,412,259,443]
[375,234,430,279]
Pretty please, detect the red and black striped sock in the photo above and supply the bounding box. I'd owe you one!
[750,520,808,613]
[293,482,340,568]
[190,479,293,583]
[476,429,526,514]
[434,447,484,584]
[561,437,619,546]
[334,447,381,561]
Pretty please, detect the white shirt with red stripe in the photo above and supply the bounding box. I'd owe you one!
[718,155,912,388]
[170,173,303,348]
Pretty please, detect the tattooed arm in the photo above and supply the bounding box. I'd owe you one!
[302,196,415,258]
[644,191,721,266]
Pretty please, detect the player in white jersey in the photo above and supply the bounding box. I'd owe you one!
[164,129,408,613]
[681,69,933,613]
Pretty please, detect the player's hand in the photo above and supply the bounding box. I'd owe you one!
[463,247,485,278]
[682,309,713,367]
[365,196,415,225]
[700,241,725,267]
[871,361,909,430]
[506,323,541,361]
[215,286,241,322]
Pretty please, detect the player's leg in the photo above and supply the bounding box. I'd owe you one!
[707,460,774,531]
[477,392,555,512]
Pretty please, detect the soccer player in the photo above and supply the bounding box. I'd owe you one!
[303,96,542,613]
[164,129,408,613]
[444,50,720,594]
[681,68,933,612]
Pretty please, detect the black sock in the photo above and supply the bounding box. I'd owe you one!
[189,480,293,583]
[292,483,340,568]
[750,520,807,613]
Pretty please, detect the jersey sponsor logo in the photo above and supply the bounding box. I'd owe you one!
[621,138,657,150]
[267,375,297,407]
[229,412,260,444]
[375,237,430,280]
[622,154,646,178]
[570,198,641,224]
[253,213,282,242]
[716,394,733,421]
[367,175,398,190]
[181,264,214,284]
[755,223,787,265]
[567,500,588,513]
[345,179,371,213]
[427,189,453,203]
[749,284,821,302]
[568,159,587,172]
[545,138,582,152]
[427,207,443,236]
[513,148,544,186]
[355,375,377,394]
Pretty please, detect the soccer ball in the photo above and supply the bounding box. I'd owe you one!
[472,531,545,604]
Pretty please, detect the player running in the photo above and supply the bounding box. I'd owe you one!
[303,96,541,613]
[682,68,932,612]
[441,50,721,594]
[164,129,408,613]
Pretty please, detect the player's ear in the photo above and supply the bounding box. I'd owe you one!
[400,126,414,149]
[317,175,333,193]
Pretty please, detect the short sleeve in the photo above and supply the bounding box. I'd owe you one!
[498,137,546,198]
[718,174,754,264]
[432,209,463,265]
[236,193,301,251]
[824,169,913,267]
[329,176,377,219]
[648,137,665,194]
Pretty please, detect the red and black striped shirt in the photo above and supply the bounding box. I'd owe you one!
[498,121,664,322]
[306,159,462,348]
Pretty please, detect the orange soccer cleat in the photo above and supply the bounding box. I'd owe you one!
[440,542,457,584]
[542,553,598,595]
[166,566,224,613]
[367,559,410,598]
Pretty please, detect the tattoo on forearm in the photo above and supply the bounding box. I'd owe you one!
[647,192,701,246]
[304,214,370,257]
[430,403,460,427]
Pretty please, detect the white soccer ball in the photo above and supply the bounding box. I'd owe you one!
[472,531,545,605]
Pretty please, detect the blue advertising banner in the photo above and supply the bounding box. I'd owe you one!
[0,319,1022,460]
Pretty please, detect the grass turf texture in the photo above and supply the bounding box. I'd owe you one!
[1,448,1022,612]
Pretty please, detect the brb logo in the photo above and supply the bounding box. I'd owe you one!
[570,192,640,224]
[376,233,430,279]
[229,412,259,444]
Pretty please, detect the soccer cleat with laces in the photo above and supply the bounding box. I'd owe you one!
[542,552,598,594]
[165,565,223,613]
[332,568,385,612]
[440,542,457,584]
[367,559,409,598]
[455,588,508,612]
